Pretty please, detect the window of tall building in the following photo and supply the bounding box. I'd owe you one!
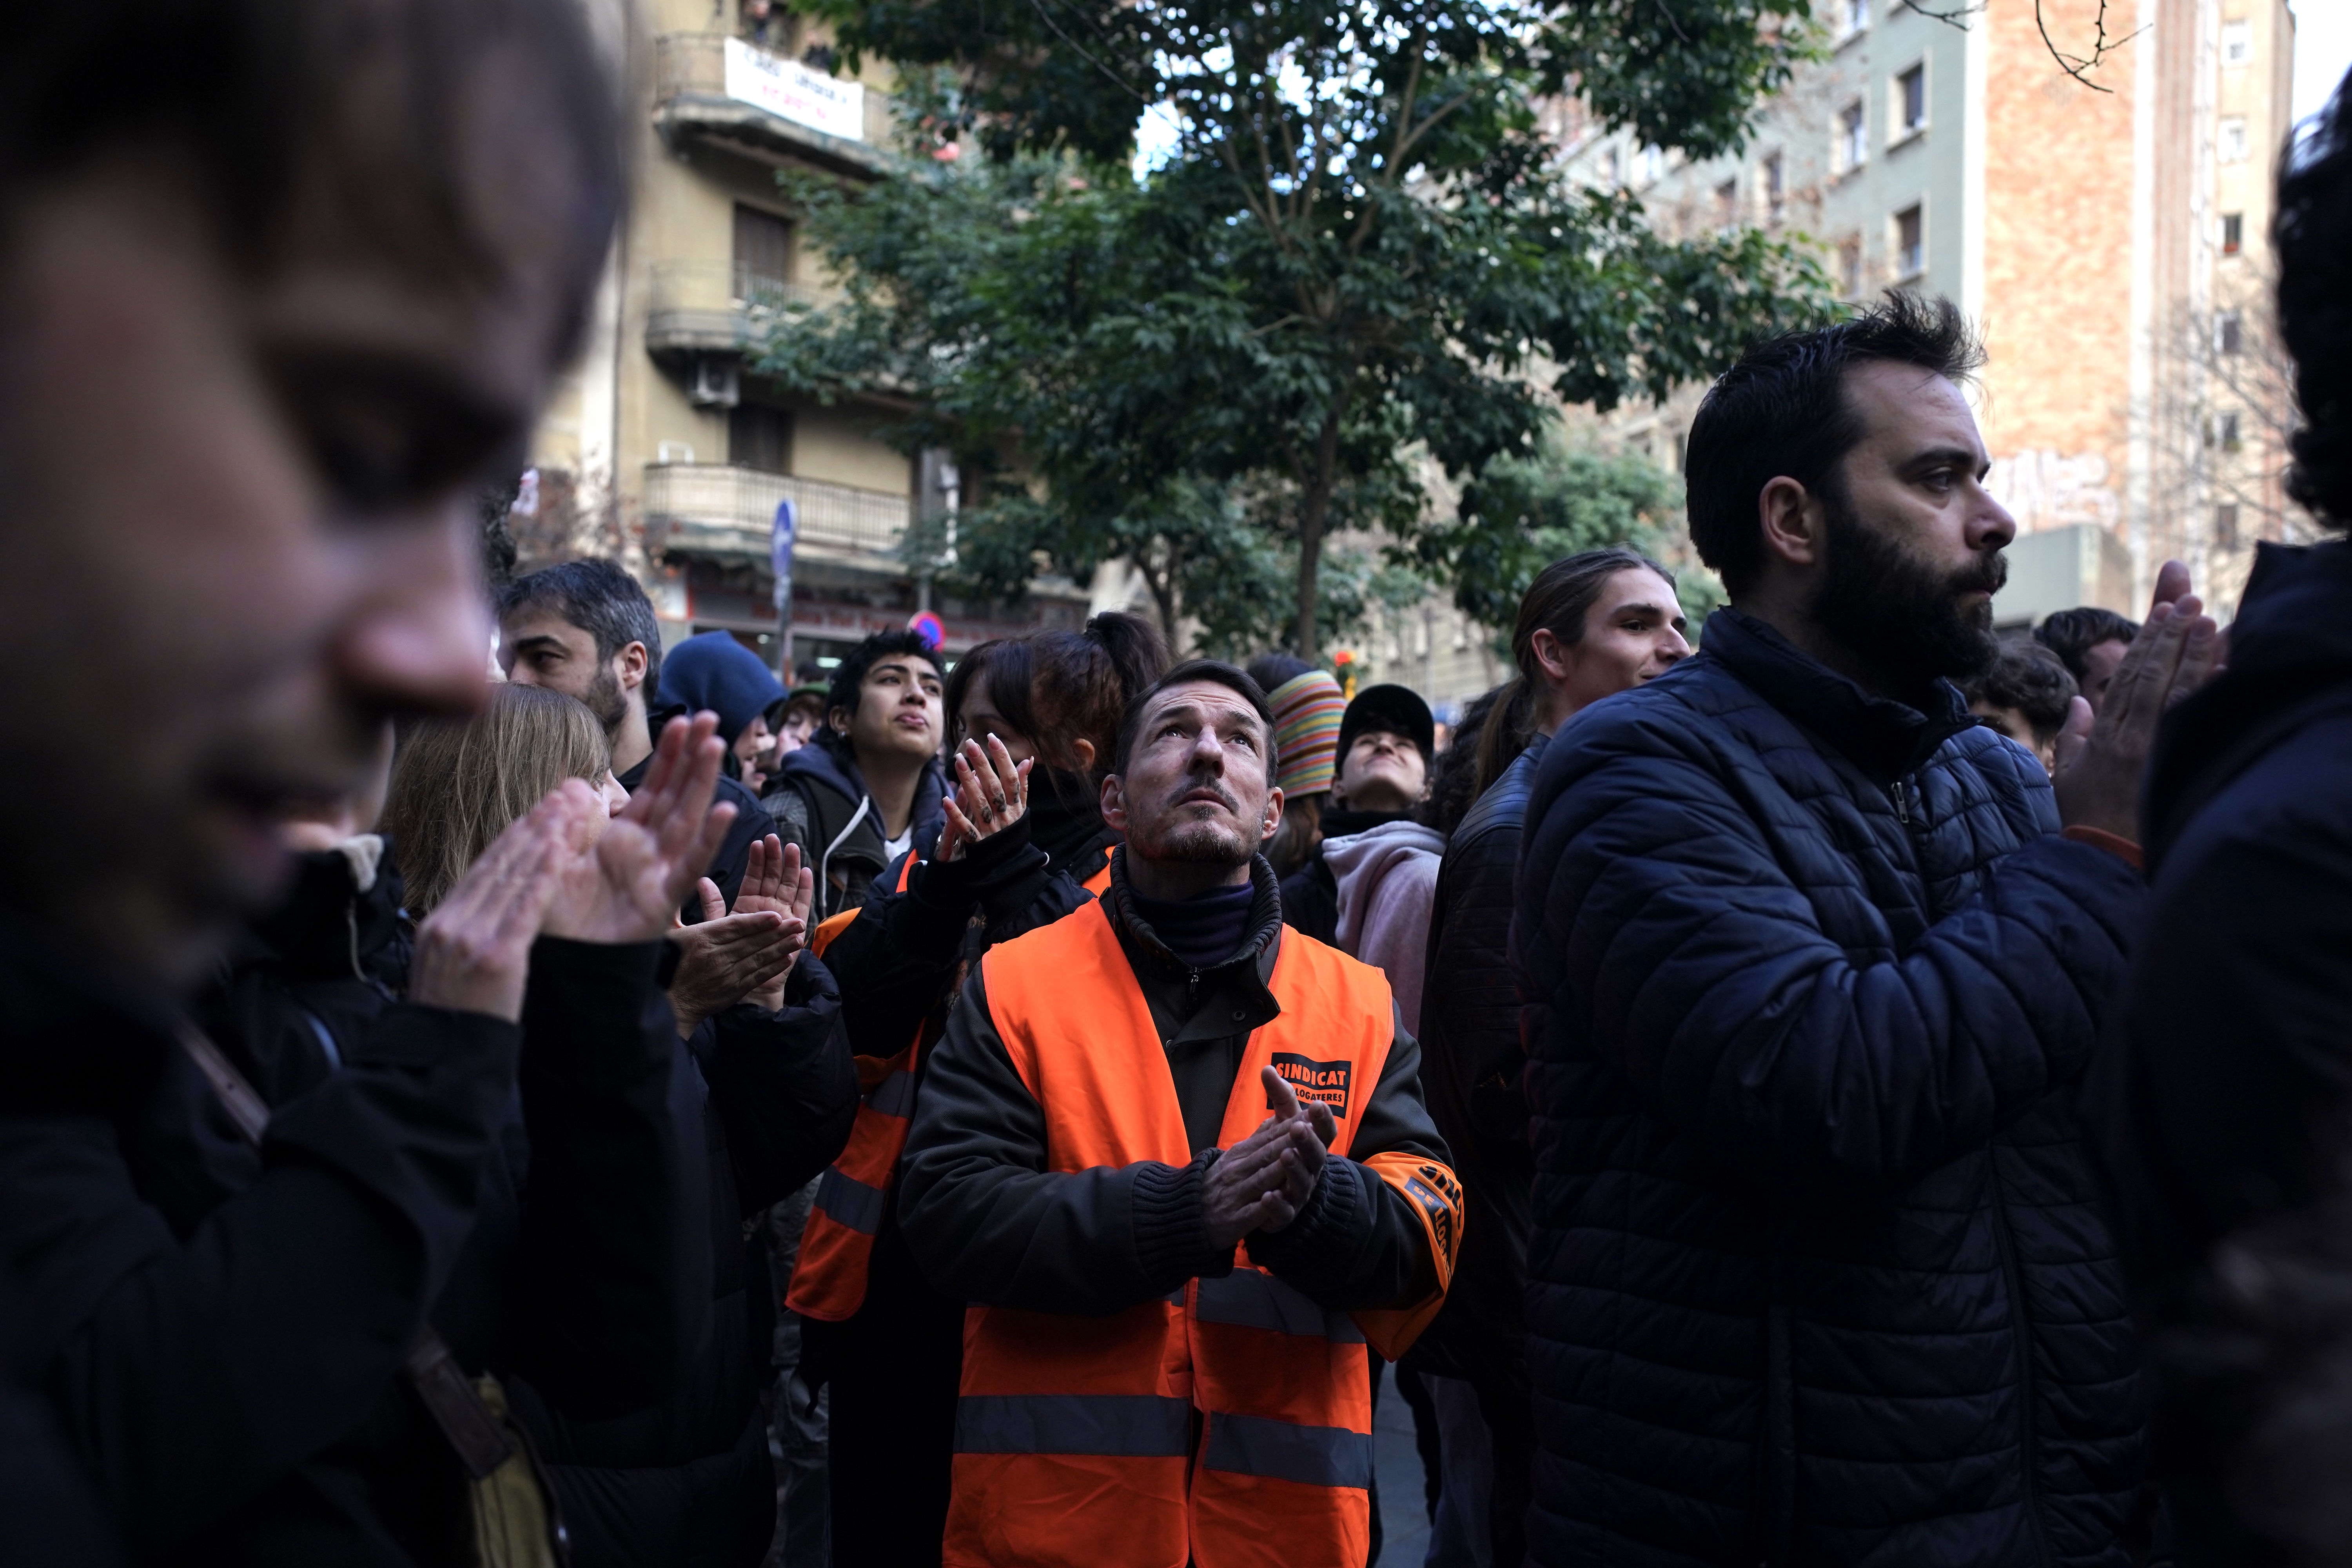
[730,403,791,473]
[2211,410,2243,450]
[1839,236,1864,297]
[2221,19,2251,66]
[2219,116,2249,163]
[2216,310,2244,356]
[1895,204,1924,278]
[1764,152,1786,223]
[1839,101,1867,172]
[1599,145,1621,187]
[1845,0,1869,34]
[1897,65,1927,134]
[2221,212,2244,253]
[2216,503,2240,549]
[733,205,793,298]
[1637,144,1664,185]
[1715,178,1740,229]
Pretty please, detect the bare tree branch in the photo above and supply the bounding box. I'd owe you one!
[2035,0,2145,94]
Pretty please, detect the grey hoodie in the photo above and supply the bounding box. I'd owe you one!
[1321,818,1446,1036]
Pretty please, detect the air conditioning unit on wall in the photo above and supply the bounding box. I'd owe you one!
[689,355,741,409]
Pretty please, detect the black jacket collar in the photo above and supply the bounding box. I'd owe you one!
[1107,850,1281,972]
[2143,538,2352,860]
[1701,607,1975,786]
[1105,851,1285,1046]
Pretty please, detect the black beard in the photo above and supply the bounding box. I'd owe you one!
[1812,487,2006,689]
[583,665,629,735]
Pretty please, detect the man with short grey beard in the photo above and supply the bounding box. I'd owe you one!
[896,658,1461,1568]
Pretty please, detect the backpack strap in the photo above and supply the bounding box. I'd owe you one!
[174,1024,521,1480]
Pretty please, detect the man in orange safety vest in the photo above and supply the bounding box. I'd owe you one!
[897,658,1465,1568]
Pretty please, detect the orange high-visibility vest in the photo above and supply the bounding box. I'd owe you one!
[788,851,1118,1321]
[943,897,1463,1568]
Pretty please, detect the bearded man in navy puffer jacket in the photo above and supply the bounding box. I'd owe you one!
[1511,294,2222,1568]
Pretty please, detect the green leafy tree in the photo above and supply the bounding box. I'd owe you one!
[763,0,1833,657]
[1424,441,1680,627]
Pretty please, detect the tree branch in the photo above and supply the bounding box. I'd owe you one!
[2035,0,2145,93]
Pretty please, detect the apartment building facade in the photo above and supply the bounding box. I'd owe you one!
[530,0,1087,674]
[1552,0,2300,625]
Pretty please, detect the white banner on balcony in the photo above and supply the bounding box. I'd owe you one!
[723,38,865,142]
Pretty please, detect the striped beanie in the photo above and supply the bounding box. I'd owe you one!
[1267,669,1345,797]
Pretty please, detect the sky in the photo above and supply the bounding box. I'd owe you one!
[2290,0,2352,123]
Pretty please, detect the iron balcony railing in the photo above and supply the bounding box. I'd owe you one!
[642,463,908,564]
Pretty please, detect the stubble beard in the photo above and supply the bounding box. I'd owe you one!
[583,664,629,736]
[1813,485,2006,690]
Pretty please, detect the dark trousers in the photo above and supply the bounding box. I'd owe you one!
[811,1232,964,1568]
[1475,1385,1535,1568]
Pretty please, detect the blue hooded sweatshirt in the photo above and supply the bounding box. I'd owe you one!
[657,631,785,744]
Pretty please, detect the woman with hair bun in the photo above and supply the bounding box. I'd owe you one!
[788,610,1169,1568]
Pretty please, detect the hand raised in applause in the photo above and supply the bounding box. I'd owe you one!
[543,712,737,945]
[2053,559,2225,843]
[733,835,817,1011]
[934,735,1033,864]
[408,785,599,1022]
[1201,1065,1340,1247]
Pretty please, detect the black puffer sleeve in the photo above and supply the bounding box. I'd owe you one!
[696,954,858,1212]
[514,937,692,1417]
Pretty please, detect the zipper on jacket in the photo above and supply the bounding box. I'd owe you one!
[1889,777,1911,825]
[1987,1144,2057,1568]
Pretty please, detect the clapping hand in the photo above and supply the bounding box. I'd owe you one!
[733,835,817,1011]
[2053,560,2225,842]
[408,784,602,1022]
[934,735,1033,863]
[666,838,817,1036]
[1201,1065,1340,1247]
[544,713,738,945]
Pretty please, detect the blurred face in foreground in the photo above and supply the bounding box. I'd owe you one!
[0,42,600,987]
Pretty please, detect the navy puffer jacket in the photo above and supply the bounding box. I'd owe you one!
[1512,608,2148,1568]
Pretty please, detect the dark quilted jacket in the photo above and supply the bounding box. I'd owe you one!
[1512,608,2148,1568]
[1407,736,1546,1394]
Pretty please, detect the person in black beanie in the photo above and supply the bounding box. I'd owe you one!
[1279,682,1436,945]
[785,611,1167,1568]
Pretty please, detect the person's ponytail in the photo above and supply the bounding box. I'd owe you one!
[1084,611,1170,708]
[1474,675,1536,799]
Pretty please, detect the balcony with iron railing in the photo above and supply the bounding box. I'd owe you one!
[645,260,834,358]
[643,463,909,569]
[653,33,898,178]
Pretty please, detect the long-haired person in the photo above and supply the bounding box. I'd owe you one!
[389,685,855,1567]
[1405,547,1687,1568]
[789,610,1166,1568]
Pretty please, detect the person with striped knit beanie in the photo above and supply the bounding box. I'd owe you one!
[1248,657,1345,877]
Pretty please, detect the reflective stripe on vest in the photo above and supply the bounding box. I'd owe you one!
[788,852,1123,1323]
[944,898,1456,1568]
[786,852,921,1321]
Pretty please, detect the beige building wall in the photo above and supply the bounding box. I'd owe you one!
[527,1,1088,673]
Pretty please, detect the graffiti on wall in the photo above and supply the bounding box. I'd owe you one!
[1985,449,2121,532]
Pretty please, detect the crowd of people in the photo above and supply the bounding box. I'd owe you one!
[2,4,2352,1568]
